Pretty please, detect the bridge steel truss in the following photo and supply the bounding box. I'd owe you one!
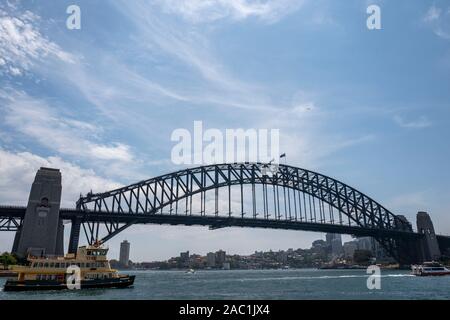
[73,163,421,263]
[0,206,24,231]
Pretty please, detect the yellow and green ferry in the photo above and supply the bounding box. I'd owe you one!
[3,244,134,291]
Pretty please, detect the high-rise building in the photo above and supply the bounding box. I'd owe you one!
[119,240,130,267]
[326,233,343,257]
[206,252,216,267]
[343,241,358,258]
[180,251,190,262]
[216,250,226,266]
[356,237,373,251]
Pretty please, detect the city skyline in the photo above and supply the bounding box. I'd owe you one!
[1,0,450,261]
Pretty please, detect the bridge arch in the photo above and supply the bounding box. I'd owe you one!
[72,163,417,262]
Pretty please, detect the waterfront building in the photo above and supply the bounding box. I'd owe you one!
[119,240,130,267]
[326,233,343,257]
[206,252,216,267]
[276,251,288,263]
[356,237,373,251]
[343,241,358,258]
[180,251,190,267]
[312,240,326,248]
[180,251,189,261]
[216,250,226,266]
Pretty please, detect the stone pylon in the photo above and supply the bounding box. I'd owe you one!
[14,167,64,257]
[416,211,441,262]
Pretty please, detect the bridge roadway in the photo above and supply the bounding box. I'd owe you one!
[0,205,430,239]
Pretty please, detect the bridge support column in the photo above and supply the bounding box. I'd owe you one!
[14,167,63,258]
[11,227,21,254]
[68,219,81,254]
[416,211,441,261]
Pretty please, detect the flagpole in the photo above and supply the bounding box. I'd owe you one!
[280,153,287,166]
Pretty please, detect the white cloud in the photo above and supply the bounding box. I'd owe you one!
[394,115,432,129]
[116,1,283,112]
[0,7,75,76]
[0,148,123,254]
[423,5,450,40]
[0,149,121,207]
[423,6,441,22]
[155,0,305,24]
[1,89,135,163]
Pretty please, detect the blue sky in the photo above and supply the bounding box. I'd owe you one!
[0,0,449,261]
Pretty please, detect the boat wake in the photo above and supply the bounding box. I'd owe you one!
[236,273,414,282]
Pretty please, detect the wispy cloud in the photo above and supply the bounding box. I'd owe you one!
[115,0,286,112]
[424,6,441,22]
[1,89,134,163]
[0,5,75,76]
[423,5,450,40]
[0,148,121,206]
[393,115,432,129]
[154,0,305,24]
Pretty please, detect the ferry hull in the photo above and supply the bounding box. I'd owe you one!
[3,275,135,292]
[414,272,450,277]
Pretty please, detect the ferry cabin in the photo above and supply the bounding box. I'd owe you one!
[13,246,116,282]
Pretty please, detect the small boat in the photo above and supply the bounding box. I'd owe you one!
[3,244,135,291]
[185,269,195,274]
[411,262,450,276]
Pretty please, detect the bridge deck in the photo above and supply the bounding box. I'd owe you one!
[0,205,424,239]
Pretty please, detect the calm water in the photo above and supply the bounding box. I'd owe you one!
[1,269,449,300]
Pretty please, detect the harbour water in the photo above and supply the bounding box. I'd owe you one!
[1,269,449,300]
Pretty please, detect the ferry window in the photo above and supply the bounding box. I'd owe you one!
[50,263,54,268]
[44,263,48,268]
[38,262,43,268]
[55,263,60,268]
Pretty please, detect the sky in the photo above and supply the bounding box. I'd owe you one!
[0,0,449,262]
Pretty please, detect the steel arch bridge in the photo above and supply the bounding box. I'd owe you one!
[70,163,422,264]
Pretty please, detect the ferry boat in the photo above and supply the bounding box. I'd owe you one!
[411,262,450,276]
[3,244,135,291]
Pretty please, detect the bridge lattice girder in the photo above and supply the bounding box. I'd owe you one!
[76,163,414,260]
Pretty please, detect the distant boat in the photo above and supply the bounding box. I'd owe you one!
[185,269,195,274]
[411,262,450,276]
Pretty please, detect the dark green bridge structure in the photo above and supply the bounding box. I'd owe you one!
[1,163,448,265]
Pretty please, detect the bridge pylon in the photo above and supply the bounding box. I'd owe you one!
[416,211,441,262]
[13,167,64,258]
